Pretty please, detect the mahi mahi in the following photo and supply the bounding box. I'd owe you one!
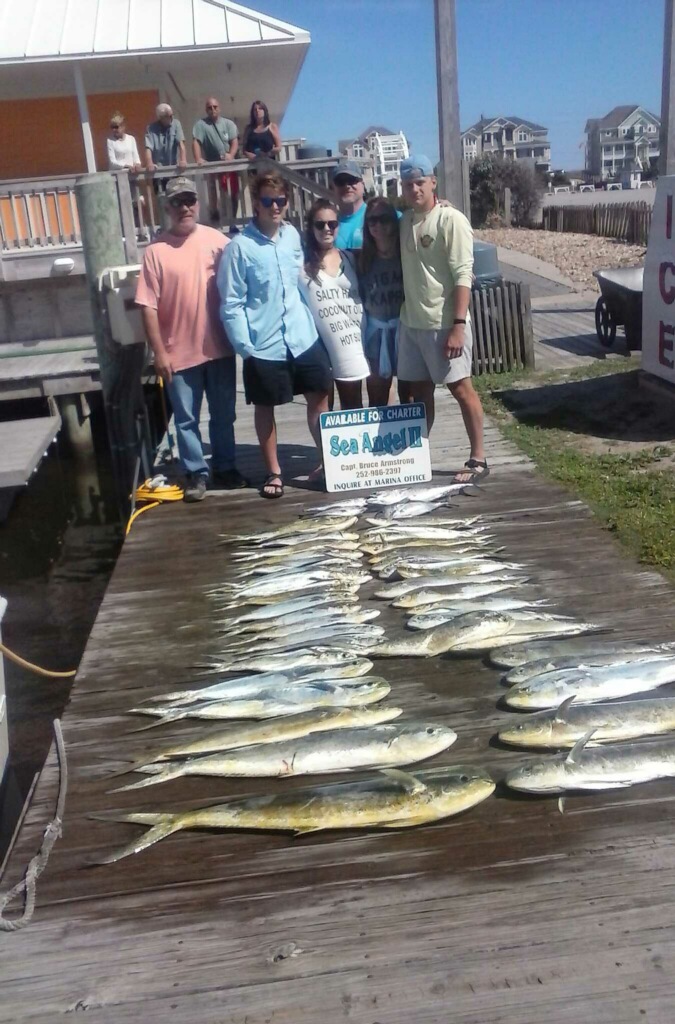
[113,722,458,790]
[504,650,675,685]
[505,656,675,710]
[505,735,675,794]
[393,579,527,610]
[498,695,675,749]
[488,640,675,670]
[93,764,496,863]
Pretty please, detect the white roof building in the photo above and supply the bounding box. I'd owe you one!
[0,0,310,172]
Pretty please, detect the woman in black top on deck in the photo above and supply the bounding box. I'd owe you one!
[242,100,282,161]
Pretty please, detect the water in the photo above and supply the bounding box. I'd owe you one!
[0,402,123,862]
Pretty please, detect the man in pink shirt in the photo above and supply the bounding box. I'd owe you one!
[136,176,247,501]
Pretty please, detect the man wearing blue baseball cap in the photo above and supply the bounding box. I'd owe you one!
[331,160,367,248]
[397,154,488,482]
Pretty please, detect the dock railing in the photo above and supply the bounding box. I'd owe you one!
[0,175,82,252]
[470,281,535,373]
[0,154,338,263]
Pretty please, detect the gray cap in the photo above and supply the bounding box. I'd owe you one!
[165,175,198,198]
[332,160,363,182]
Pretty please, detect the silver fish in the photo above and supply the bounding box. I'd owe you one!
[236,553,364,577]
[363,524,487,540]
[225,516,359,543]
[505,735,675,795]
[392,579,526,610]
[225,594,360,624]
[114,722,458,790]
[489,640,675,670]
[130,680,392,727]
[236,606,381,635]
[220,623,386,654]
[505,650,675,685]
[93,765,496,863]
[407,599,551,630]
[367,484,474,505]
[384,501,446,519]
[146,660,375,706]
[375,564,522,599]
[505,657,675,710]
[303,499,368,517]
[362,535,488,556]
[208,648,375,674]
[499,696,675,749]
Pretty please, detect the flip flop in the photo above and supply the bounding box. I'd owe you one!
[453,459,490,484]
[260,473,284,499]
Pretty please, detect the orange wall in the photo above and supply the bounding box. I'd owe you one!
[0,89,160,179]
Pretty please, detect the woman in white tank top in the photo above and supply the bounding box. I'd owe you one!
[299,199,369,410]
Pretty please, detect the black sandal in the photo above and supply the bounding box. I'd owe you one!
[453,458,490,484]
[260,473,284,499]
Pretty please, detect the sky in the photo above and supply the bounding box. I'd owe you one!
[257,0,664,171]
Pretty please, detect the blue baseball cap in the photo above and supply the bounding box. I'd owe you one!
[400,155,435,181]
[332,160,363,182]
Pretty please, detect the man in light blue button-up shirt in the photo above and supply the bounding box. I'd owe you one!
[218,170,332,498]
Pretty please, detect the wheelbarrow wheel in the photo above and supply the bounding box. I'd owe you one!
[595,297,616,348]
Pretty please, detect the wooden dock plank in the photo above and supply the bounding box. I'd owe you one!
[0,413,61,487]
[3,391,675,1023]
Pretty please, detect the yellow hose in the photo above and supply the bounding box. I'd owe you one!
[0,642,76,679]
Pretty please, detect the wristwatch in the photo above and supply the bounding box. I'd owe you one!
[453,318,466,325]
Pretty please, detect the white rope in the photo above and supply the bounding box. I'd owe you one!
[0,720,67,931]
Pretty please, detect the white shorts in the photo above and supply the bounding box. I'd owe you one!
[397,321,474,385]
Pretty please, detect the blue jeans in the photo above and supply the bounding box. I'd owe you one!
[167,357,236,476]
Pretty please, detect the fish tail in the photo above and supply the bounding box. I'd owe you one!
[127,709,188,732]
[110,764,181,792]
[92,814,184,864]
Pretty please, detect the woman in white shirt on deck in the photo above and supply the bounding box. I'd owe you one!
[106,112,142,172]
[300,199,369,410]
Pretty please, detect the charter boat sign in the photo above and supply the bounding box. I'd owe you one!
[320,403,432,493]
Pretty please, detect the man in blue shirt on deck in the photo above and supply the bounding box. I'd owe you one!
[332,160,367,249]
[218,170,332,498]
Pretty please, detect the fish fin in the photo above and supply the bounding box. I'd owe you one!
[554,696,577,724]
[104,758,168,780]
[565,729,595,765]
[293,826,325,835]
[558,796,567,815]
[380,768,427,794]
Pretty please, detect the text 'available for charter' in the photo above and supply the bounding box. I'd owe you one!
[320,403,431,493]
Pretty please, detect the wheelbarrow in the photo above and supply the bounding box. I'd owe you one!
[593,266,644,350]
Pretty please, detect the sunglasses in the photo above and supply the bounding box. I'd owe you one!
[168,194,197,208]
[333,176,360,188]
[259,196,288,209]
[366,214,396,227]
[314,219,338,231]
[206,105,219,110]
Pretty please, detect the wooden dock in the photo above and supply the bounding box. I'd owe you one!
[0,411,61,489]
[531,292,632,371]
[3,393,675,1023]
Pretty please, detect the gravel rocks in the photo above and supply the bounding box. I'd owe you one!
[475,228,646,293]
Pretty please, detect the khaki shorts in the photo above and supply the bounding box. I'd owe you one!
[397,321,474,385]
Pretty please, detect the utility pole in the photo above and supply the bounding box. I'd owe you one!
[661,0,675,175]
[434,0,464,210]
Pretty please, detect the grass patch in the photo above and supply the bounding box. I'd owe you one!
[477,361,675,578]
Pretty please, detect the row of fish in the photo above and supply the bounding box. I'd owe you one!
[99,482,675,862]
[487,639,675,796]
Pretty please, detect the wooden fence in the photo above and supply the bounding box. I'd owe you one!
[541,202,652,246]
[470,281,534,374]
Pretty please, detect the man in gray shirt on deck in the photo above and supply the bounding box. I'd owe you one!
[192,97,239,224]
